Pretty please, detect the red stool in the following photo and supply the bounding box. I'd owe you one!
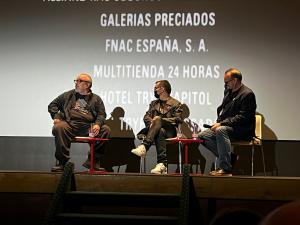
[74,136,109,174]
[166,137,203,174]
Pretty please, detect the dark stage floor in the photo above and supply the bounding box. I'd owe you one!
[1,170,299,225]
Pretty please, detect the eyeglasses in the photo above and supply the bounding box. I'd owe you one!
[74,79,91,84]
[224,78,235,84]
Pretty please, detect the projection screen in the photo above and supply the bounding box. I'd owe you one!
[0,0,299,140]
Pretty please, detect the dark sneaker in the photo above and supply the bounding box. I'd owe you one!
[209,169,232,176]
[51,164,64,172]
[231,152,239,168]
[82,160,105,171]
[94,163,106,171]
[82,160,90,169]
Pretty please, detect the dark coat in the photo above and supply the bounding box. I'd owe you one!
[217,84,256,140]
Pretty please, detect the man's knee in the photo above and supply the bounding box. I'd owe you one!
[153,116,161,121]
[101,124,111,137]
[158,128,167,137]
[52,121,68,135]
[215,126,231,136]
[198,131,205,139]
[152,116,162,125]
[198,129,213,139]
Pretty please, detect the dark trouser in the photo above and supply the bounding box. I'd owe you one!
[52,121,110,165]
[144,116,177,165]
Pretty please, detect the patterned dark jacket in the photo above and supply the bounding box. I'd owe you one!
[48,89,106,126]
[143,97,183,128]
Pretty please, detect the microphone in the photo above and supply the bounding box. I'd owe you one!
[203,124,212,129]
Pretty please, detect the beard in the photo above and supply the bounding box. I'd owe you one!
[75,86,90,95]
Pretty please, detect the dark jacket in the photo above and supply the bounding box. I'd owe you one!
[48,89,106,126]
[217,84,256,140]
[143,97,183,128]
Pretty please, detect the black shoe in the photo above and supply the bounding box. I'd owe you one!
[82,160,105,171]
[231,152,239,168]
[209,168,232,176]
[82,160,90,169]
[51,164,64,172]
[94,162,106,171]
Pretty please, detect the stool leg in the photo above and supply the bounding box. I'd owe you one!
[184,144,189,165]
[261,145,266,176]
[139,138,147,173]
[90,141,95,174]
[214,157,218,171]
[139,157,143,173]
[140,157,146,173]
[178,142,182,174]
[251,144,254,176]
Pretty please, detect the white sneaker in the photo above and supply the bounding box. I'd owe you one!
[131,145,146,157]
[151,163,167,174]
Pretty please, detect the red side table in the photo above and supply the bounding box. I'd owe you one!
[74,137,109,174]
[166,137,203,174]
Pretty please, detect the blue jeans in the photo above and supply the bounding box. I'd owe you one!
[198,126,234,171]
